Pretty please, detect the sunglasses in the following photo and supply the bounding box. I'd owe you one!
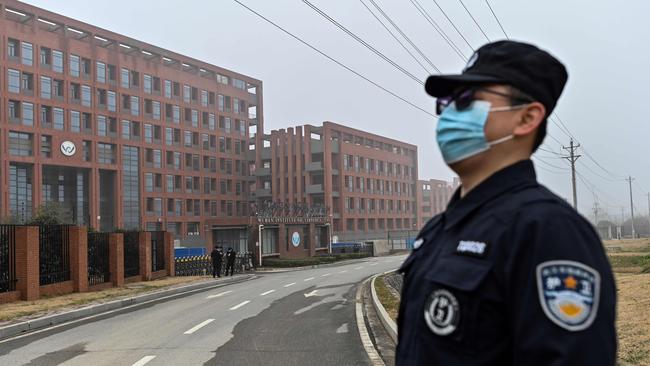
[435,87,533,115]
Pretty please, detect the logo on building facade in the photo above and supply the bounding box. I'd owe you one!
[60,141,76,156]
[291,232,301,247]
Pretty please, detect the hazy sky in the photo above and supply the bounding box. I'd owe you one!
[22,0,650,222]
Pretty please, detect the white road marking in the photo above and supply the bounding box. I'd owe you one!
[354,266,364,270]
[183,319,214,335]
[206,290,232,299]
[304,277,315,281]
[336,323,349,334]
[284,282,296,288]
[339,270,348,274]
[304,290,318,297]
[260,290,275,296]
[369,263,379,266]
[321,273,331,277]
[229,300,251,310]
[132,356,156,366]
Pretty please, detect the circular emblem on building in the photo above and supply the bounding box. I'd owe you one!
[424,289,460,336]
[60,141,76,157]
[291,231,301,247]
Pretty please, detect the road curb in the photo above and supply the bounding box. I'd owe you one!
[355,275,386,366]
[256,257,376,273]
[370,270,398,343]
[0,274,256,341]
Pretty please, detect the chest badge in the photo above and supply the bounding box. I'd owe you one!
[455,240,488,257]
[536,260,601,332]
[413,238,424,250]
[424,289,459,336]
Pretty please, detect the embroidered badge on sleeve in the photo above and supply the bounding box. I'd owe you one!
[536,260,600,332]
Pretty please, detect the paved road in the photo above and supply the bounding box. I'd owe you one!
[0,255,406,366]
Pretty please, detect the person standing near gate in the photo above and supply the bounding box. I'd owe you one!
[396,40,616,365]
[210,245,223,278]
[225,247,237,276]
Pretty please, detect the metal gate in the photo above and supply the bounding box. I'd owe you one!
[150,231,165,272]
[0,225,17,293]
[123,231,140,277]
[87,232,111,286]
[39,225,71,285]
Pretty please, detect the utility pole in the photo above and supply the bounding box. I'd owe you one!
[627,176,636,238]
[562,139,581,209]
[592,201,600,227]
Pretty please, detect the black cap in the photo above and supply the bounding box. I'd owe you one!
[425,40,568,115]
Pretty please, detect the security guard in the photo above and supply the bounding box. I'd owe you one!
[396,41,616,365]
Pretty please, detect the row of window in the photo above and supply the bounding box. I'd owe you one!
[342,154,415,179]
[334,129,416,158]
[343,175,415,197]
[6,100,249,145]
[343,197,415,214]
[7,72,252,127]
[6,132,250,175]
[145,198,248,218]
[339,217,416,232]
[7,38,254,109]
[144,173,247,196]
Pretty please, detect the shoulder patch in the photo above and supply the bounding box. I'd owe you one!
[536,260,600,332]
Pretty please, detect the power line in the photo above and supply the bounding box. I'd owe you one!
[577,160,622,183]
[409,0,468,61]
[366,0,441,73]
[482,1,624,186]
[534,156,570,172]
[302,0,424,85]
[431,0,475,51]
[358,0,432,74]
[484,0,509,39]
[458,0,491,42]
[232,0,436,117]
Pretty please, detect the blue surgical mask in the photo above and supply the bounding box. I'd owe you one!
[436,100,515,164]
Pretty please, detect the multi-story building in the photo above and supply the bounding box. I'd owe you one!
[0,1,263,251]
[416,178,459,228]
[253,121,418,251]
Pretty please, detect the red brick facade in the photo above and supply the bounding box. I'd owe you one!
[0,1,263,249]
[415,178,459,228]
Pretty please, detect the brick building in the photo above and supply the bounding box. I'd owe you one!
[416,177,459,228]
[253,121,418,257]
[0,0,263,252]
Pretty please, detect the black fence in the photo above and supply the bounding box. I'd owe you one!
[330,242,374,255]
[123,231,140,278]
[0,225,17,293]
[150,231,165,272]
[39,225,71,286]
[87,232,111,286]
[175,253,253,276]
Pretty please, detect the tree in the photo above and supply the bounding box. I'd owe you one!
[27,202,73,226]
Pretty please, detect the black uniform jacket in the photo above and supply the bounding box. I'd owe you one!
[396,160,616,366]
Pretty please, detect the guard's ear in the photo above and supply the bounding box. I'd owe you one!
[513,102,546,137]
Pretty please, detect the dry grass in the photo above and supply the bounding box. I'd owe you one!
[0,276,207,325]
[374,275,400,322]
[616,272,650,366]
[601,239,650,365]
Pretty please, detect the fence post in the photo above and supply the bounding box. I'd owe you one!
[140,231,152,281]
[164,232,174,277]
[110,233,124,287]
[69,226,88,293]
[15,226,40,301]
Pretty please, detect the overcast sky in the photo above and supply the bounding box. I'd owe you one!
[23,0,650,222]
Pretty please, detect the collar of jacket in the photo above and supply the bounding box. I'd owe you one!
[443,159,538,231]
